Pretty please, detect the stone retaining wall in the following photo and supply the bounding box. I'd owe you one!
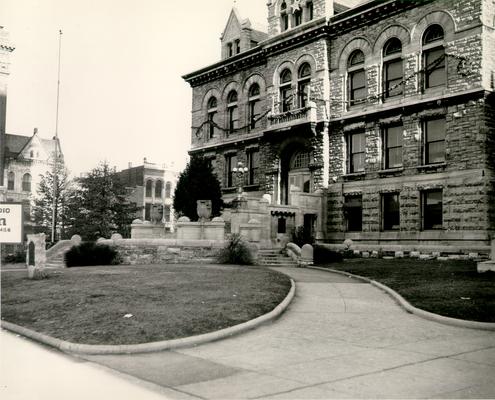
[99,238,229,265]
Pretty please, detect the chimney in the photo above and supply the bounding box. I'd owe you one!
[128,162,132,169]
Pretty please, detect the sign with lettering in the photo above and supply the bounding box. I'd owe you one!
[0,203,23,243]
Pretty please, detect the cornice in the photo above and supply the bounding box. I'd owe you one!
[182,0,435,88]
[329,0,433,36]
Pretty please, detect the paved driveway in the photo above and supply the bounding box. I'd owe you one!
[78,267,495,399]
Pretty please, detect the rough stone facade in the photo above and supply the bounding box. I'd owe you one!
[184,0,495,250]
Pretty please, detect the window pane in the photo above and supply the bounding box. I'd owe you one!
[427,68,446,88]
[424,191,443,229]
[386,59,403,80]
[427,141,445,163]
[351,70,365,89]
[427,119,446,142]
[387,126,403,147]
[383,193,400,230]
[352,87,367,101]
[425,48,446,88]
[352,132,365,152]
[387,148,402,169]
[352,153,365,172]
[345,196,362,232]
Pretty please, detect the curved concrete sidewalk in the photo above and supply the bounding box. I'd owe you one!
[77,267,495,399]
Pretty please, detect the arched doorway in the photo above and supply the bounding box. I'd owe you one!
[280,145,312,205]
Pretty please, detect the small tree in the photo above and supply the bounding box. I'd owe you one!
[70,162,138,241]
[173,156,223,221]
[32,163,76,240]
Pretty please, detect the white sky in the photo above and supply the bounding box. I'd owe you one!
[1,0,361,176]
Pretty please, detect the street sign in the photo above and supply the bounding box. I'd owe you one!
[0,203,23,244]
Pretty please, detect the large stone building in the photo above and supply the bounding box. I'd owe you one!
[183,0,495,251]
[117,159,178,232]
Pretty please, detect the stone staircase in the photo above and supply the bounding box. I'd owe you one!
[257,249,298,267]
[45,240,73,268]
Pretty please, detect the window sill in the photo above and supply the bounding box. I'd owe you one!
[343,172,365,181]
[417,163,446,171]
[244,184,260,191]
[378,167,404,176]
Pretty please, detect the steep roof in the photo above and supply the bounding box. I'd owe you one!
[5,133,62,159]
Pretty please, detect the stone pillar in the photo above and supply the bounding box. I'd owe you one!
[26,233,48,279]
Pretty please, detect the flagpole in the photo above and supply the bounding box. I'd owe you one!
[51,29,62,244]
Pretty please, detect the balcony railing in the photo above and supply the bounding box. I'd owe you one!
[266,102,317,132]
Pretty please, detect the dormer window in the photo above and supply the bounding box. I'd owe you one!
[281,2,289,32]
[294,8,302,27]
[306,1,314,21]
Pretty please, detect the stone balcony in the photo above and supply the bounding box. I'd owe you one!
[266,102,317,133]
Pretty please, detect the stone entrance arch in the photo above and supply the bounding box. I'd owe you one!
[279,141,313,205]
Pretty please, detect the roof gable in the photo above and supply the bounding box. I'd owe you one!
[221,8,244,42]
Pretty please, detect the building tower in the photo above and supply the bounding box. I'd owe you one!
[0,27,15,192]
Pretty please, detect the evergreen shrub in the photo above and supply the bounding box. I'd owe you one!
[313,245,344,265]
[65,242,120,267]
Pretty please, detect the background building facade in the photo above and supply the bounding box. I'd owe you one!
[185,0,494,250]
[117,159,178,232]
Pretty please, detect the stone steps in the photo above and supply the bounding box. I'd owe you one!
[257,250,297,267]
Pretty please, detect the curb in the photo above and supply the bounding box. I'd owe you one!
[1,278,296,355]
[307,266,495,331]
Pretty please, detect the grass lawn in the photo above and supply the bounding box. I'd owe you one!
[322,258,495,323]
[1,264,291,345]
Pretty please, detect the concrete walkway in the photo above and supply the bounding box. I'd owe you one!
[75,267,495,399]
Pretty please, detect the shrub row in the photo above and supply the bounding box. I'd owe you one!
[65,242,120,267]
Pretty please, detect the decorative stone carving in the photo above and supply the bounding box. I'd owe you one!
[197,200,212,222]
[70,234,82,245]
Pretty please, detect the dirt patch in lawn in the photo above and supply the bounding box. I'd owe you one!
[1,264,291,345]
[323,258,495,323]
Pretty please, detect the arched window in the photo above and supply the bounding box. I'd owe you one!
[145,180,153,198]
[294,7,302,27]
[291,151,311,169]
[280,2,289,32]
[165,181,172,198]
[306,1,314,22]
[227,90,238,135]
[248,83,261,130]
[207,97,218,139]
[7,171,14,190]
[22,173,31,192]
[383,38,403,99]
[30,150,34,158]
[297,63,311,108]
[155,180,163,198]
[348,50,366,106]
[280,69,292,112]
[422,24,446,89]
